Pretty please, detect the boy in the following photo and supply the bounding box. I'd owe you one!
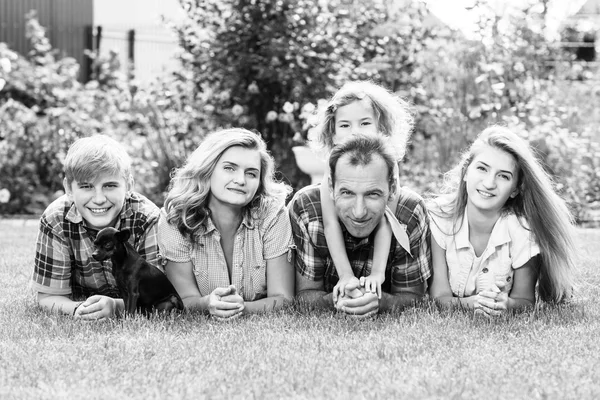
[31,135,161,320]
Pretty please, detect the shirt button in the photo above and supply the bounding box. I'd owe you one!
[506,276,511,282]
[482,268,489,273]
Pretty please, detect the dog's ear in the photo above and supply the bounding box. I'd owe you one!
[116,229,131,243]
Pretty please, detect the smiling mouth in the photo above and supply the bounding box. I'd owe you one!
[477,190,494,198]
[228,188,246,194]
[89,207,111,214]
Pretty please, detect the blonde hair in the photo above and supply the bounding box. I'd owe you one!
[430,126,576,303]
[64,135,132,185]
[312,80,413,159]
[163,128,291,238]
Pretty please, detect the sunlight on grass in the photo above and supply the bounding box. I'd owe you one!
[1,218,599,399]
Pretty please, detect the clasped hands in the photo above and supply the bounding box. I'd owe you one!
[474,281,508,317]
[208,285,245,321]
[332,276,379,318]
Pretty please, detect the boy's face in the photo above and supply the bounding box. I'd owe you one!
[64,172,131,230]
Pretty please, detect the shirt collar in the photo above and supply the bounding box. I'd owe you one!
[201,209,255,236]
[455,211,512,250]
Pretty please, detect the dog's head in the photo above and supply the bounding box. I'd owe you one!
[92,227,131,261]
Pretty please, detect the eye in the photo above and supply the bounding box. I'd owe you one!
[368,192,381,198]
[361,121,372,126]
[476,165,486,172]
[338,123,349,129]
[499,174,511,181]
[104,242,114,250]
[79,184,92,189]
[224,165,234,171]
[246,171,258,178]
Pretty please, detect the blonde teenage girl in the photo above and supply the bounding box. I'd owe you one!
[312,81,413,301]
[428,126,576,315]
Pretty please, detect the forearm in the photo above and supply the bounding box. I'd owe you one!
[37,294,80,315]
[296,289,335,311]
[243,295,293,314]
[379,290,425,312]
[507,296,535,310]
[181,294,211,313]
[431,294,479,310]
[323,225,354,278]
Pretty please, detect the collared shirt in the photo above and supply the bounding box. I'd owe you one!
[31,193,161,299]
[429,209,540,297]
[157,200,294,302]
[289,184,432,293]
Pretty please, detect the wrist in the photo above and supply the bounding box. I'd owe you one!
[72,301,84,316]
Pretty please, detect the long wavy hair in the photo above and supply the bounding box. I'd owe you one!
[312,80,413,160]
[163,128,291,238]
[429,126,576,303]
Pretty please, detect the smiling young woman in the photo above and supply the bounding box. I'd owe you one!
[427,126,577,315]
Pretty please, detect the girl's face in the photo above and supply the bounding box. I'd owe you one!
[208,146,262,210]
[332,99,378,145]
[464,145,519,216]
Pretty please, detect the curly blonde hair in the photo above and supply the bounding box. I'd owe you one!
[163,128,291,238]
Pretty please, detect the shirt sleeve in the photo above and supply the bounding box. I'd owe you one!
[157,211,192,263]
[427,207,449,250]
[134,216,162,271]
[31,215,72,295]
[261,202,294,260]
[288,196,327,281]
[391,195,432,287]
[510,217,541,269]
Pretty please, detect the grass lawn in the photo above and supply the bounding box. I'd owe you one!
[1,218,599,399]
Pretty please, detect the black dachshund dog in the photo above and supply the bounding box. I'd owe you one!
[92,227,184,315]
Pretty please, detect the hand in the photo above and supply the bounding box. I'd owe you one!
[332,275,361,303]
[475,281,508,317]
[336,285,379,318]
[208,285,244,320]
[360,274,384,299]
[75,295,117,321]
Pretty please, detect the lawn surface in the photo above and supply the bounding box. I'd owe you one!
[1,218,599,399]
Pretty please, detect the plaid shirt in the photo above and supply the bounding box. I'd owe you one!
[31,193,161,300]
[158,200,294,302]
[289,185,431,293]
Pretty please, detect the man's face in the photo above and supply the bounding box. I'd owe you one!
[328,153,390,238]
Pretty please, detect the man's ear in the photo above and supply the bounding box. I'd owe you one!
[63,178,73,199]
[116,229,131,243]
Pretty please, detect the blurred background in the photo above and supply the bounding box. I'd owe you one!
[0,0,599,225]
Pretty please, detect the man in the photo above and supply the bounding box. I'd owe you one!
[288,134,431,316]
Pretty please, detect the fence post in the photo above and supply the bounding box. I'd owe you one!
[127,29,135,80]
[83,25,94,82]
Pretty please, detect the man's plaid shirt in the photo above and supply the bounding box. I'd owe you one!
[31,193,161,300]
[289,185,431,293]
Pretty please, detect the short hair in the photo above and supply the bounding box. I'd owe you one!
[328,134,397,190]
[164,128,291,238]
[64,135,132,185]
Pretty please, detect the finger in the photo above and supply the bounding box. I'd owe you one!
[212,286,234,297]
[478,290,499,299]
[359,276,365,287]
[221,294,244,304]
[332,285,340,302]
[495,280,507,291]
[342,293,378,315]
[376,283,382,299]
[212,306,242,319]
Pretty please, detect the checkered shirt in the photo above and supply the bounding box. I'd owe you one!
[158,200,294,302]
[289,184,432,293]
[31,193,161,299]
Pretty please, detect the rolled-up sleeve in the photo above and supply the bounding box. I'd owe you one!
[157,211,192,263]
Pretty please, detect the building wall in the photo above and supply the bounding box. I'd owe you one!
[0,0,94,80]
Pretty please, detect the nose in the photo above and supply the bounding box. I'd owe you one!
[352,197,367,219]
[482,173,496,189]
[232,170,246,186]
[92,188,107,204]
